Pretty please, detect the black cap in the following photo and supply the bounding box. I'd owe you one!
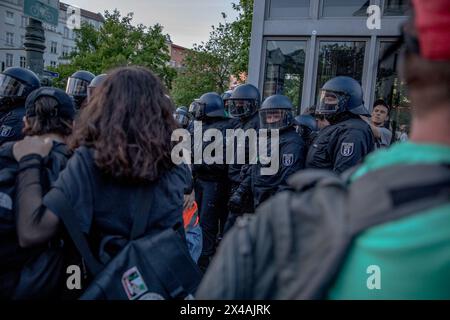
[25,87,76,120]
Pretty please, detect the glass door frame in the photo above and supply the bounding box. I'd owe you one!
[259,36,311,115]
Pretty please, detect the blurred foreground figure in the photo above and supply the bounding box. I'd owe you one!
[196,0,450,300]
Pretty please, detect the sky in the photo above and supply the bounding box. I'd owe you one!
[64,0,239,49]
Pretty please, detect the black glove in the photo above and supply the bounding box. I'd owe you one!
[228,190,244,213]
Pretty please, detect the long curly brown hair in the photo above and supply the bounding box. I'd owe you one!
[70,66,178,182]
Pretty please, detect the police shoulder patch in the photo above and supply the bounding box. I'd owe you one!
[282,153,294,167]
[0,125,13,138]
[340,142,354,157]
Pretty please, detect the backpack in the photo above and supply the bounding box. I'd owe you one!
[195,164,450,299]
[51,186,203,300]
[0,142,73,300]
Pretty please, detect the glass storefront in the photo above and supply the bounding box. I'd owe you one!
[315,40,366,103]
[263,40,307,114]
[321,0,370,17]
[384,0,411,16]
[268,0,310,18]
[375,41,411,141]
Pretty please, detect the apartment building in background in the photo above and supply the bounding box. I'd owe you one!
[0,0,103,71]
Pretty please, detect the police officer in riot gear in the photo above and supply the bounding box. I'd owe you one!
[224,84,262,232]
[190,92,236,272]
[87,73,108,103]
[305,76,374,174]
[0,67,41,145]
[66,70,95,110]
[173,106,192,129]
[229,95,306,212]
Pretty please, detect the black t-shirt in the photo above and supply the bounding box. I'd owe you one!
[43,147,191,238]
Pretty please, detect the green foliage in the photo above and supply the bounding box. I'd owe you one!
[50,10,175,89]
[171,0,254,106]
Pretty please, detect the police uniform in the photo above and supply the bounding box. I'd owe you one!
[194,117,237,269]
[244,127,305,210]
[306,117,374,174]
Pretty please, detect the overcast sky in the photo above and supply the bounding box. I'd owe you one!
[64,0,239,48]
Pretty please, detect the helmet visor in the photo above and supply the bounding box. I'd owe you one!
[260,109,291,130]
[0,74,26,97]
[174,112,190,127]
[228,99,256,118]
[190,100,206,120]
[317,90,341,115]
[66,77,89,96]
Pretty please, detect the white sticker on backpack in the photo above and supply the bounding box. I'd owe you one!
[121,266,149,300]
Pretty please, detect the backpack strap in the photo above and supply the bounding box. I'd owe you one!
[51,188,103,275]
[55,184,155,275]
[130,186,154,240]
[347,164,450,236]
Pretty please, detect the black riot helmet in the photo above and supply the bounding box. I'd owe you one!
[295,115,319,132]
[0,67,41,111]
[190,92,226,120]
[317,76,370,118]
[173,106,192,128]
[259,95,294,130]
[66,70,95,109]
[87,73,107,102]
[227,84,261,119]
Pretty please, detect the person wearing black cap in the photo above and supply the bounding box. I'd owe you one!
[305,76,375,174]
[0,87,75,299]
[0,67,41,146]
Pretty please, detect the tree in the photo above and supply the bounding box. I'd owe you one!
[171,0,254,106]
[50,10,175,89]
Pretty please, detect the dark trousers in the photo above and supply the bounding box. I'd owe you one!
[195,178,230,271]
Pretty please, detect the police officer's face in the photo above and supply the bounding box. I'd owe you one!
[265,110,282,124]
[372,105,389,126]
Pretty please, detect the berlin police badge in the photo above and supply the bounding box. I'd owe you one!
[340,142,354,157]
[282,154,294,167]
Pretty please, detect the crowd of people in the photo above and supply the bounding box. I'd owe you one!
[0,0,448,300]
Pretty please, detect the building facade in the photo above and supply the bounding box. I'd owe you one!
[0,0,103,71]
[248,0,411,129]
[168,43,188,70]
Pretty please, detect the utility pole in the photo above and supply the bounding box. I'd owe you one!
[24,18,46,76]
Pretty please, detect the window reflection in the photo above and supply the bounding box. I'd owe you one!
[269,0,310,18]
[316,41,366,103]
[375,41,411,142]
[384,0,411,16]
[263,40,307,115]
[322,0,370,17]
